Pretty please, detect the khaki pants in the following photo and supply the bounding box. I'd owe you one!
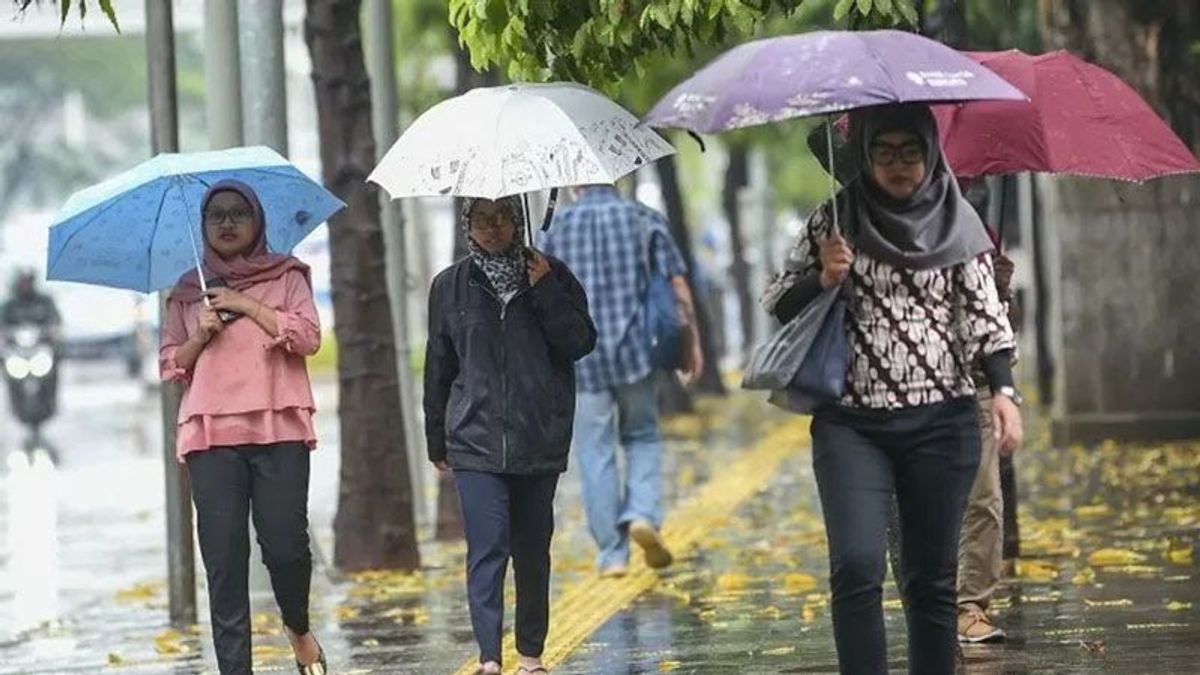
[957,395,1004,613]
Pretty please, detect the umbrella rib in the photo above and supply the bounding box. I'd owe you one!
[1069,57,1142,180]
[145,181,178,291]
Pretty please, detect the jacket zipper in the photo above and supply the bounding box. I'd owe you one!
[475,279,531,471]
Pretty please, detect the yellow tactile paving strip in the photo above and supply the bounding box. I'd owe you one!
[453,415,812,675]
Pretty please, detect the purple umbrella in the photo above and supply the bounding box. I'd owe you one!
[644,30,1027,134]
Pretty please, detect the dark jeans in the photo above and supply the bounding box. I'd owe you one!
[455,470,558,665]
[186,443,313,675]
[812,398,981,675]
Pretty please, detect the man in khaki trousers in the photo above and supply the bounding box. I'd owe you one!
[957,253,1018,643]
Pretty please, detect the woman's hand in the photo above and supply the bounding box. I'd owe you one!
[527,249,551,286]
[195,307,224,345]
[992,395,1024,455]
[819,234,854,288]
[433,461,451,475]
[206,287,257,316]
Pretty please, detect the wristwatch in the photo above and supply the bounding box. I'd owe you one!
[995,385,1024,407]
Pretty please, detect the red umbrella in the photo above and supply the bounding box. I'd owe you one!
[934,49,1200,182]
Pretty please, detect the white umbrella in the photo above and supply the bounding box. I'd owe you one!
[368,82,676,203]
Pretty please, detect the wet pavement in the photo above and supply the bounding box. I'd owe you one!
[0,364,1197,673]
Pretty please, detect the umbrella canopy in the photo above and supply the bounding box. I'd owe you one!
[643,29,1026,134]
[47,146,345,293]
[369,82,676,200]
[933,50,1200,182]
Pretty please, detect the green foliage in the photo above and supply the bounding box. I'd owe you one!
[392,0,460,120]
[962,0,1041,51]
[13,0,120,32]
[448,0,921,93]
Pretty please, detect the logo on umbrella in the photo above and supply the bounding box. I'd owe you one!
[906,70,976,88]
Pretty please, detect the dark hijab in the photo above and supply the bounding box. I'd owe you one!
[837,104,995,271]
[460,195,529,297]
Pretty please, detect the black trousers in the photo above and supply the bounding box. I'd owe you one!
[811,398,980,675]
[186,442,313,675]
[455,470,559,665]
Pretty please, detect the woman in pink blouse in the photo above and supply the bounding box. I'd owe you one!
[160,179,326,675]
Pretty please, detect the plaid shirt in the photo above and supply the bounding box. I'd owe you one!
[540,187,687,392]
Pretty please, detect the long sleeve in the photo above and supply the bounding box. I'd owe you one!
[955,254,1016,389]
[761,202,830,323]
[528,260,598,364]
[268,270,321,356]
[423,280,458,463]
[158,297,192,383]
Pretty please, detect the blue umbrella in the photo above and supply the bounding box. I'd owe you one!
[46,146,345,293]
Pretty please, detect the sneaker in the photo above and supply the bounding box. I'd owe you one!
[599,565,629,579]
[958,609,1006,644]
[628,520,673,569]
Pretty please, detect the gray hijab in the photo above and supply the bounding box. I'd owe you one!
[461,196,529,297]
[841,104,994,271]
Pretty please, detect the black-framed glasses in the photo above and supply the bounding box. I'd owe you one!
[869,142,925,167]
[469,211,514,234]
[204,206,254,226]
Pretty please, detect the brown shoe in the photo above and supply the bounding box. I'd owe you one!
[629,520,673,569]
[958,609,1006,644]
[599,565,629,579]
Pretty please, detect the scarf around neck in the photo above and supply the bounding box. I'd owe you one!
[461,195,529,298]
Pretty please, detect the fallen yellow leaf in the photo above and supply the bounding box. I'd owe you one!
[107,653,124,666]
[781,572,819,594]
[801,605,817,623]
[1166,601,1192,611]
[1075,504,1111,518]
[1083,598,1133,608]
[1072,567,1096,585]
[763,646,796,656]
[115,581,164,604]
[153,629,190,655]
[659,660,682,672]
[715,572,751,591]
[1088,548,1147,567]
[1167,545,1193,565]
[1016,559,1060,582]
[335,605,361,620]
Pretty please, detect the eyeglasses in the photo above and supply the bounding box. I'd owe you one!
[204,206,254,226]
[469,211,514,234]
[869,142,925,167]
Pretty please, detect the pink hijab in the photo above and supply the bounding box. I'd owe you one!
[171,179,309,303]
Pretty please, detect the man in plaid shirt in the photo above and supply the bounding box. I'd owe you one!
[541,185,703,576]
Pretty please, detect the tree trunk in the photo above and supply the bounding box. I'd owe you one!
[656,154,726,397]
[304,0,420,571]
[722,145,754,359]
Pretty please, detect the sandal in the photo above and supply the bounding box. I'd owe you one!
[296,637,327,675]
[516,667,549,674]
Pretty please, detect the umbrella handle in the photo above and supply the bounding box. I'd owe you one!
[826,117,841,237]
[540,187,559,233]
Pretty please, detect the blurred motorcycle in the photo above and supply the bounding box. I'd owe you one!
[3,323,59,450]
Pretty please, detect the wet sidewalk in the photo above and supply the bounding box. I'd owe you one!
[553,425,1200,674]
[1,373,1198,674]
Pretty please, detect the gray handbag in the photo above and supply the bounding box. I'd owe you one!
[742,284,843,393]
